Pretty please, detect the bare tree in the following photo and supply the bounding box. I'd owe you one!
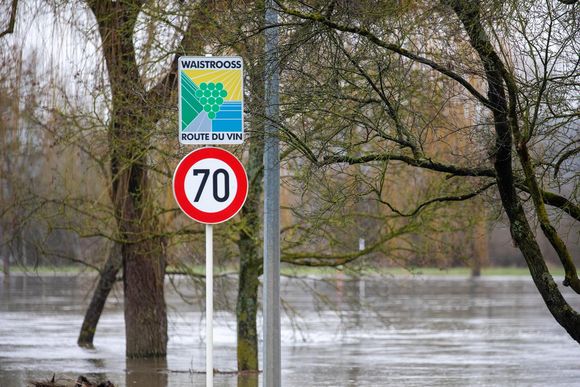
[274,0,580,341]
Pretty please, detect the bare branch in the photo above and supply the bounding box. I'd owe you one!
[146,0,216,104]
[322,152,495,177]
[274,1,494,111]
[554,146,580,178]
[282,225,411,267]
[323,153,580,221]
[379,182,496,217]
[0,0,18,39]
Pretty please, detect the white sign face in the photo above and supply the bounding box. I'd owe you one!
[183,158,238,213]
[173,147,248,224]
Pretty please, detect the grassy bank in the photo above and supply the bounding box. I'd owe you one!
[5,264,565,277]
[280,265,564,277]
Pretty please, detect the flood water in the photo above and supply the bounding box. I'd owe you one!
[1,273,580,386]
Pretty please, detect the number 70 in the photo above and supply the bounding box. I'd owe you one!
[192,169,230,203]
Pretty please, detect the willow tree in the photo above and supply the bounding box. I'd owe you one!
[82,0,217,356]
[86,0,168,357]
[275,0,580,342]
[75,0,233,353]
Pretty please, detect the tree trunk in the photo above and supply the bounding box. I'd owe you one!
[448,0,580,342]
[236,45,265,370]
[2,254,8,277]
[110,115,168,357]
[89,1,168,357]
[85,0,214,357]
[236,112,264,371]
[123,236,168,357]
[78,243,121,347]
[1,223,9,276]
[471,213,488,278]
[237,245,261,371]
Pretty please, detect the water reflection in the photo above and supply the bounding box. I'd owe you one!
[126,358,168,387]
[237,372,259,387]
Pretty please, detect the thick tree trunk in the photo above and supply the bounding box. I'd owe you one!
[78,243,121,347]
[236,119,264,371]
[237,247,261,370]
[85,0,212,356]
[123,236,167,357]
[110,119,168,357]
[90,1,168,357]
[236,47,265,370]
[110,136,168,357]
[448,0,580,342]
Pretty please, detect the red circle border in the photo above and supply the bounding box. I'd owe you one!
[173,147,248,224]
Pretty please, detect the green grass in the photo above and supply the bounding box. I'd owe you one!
[482,266,564,276]
[5,264,566,277]
[8,265,89,274]
[279,265,566,277]
[380,266,564,277]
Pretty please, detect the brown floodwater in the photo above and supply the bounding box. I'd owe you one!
[1,273,579,386]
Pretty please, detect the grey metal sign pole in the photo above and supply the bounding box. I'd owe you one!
[264,1,281,386]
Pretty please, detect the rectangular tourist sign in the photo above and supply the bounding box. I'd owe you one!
[179,56,244,145]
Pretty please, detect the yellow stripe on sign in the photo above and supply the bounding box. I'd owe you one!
[183,70,243,101]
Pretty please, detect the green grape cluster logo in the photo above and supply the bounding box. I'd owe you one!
[195,82,228,120]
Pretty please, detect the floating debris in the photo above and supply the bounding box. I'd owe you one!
[29,375,115,387]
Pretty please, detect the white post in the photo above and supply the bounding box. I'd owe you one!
[206,224,213,387]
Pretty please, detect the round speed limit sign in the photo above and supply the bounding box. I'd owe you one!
[173,147,248,224]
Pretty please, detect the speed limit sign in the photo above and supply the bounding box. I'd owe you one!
[173,147,248,224]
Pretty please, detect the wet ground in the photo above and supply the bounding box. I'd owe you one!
[1,273,579,386]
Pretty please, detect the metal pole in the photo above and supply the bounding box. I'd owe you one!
[206,223,213,387]
[205,51,214,387]
[264,1,281,386]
